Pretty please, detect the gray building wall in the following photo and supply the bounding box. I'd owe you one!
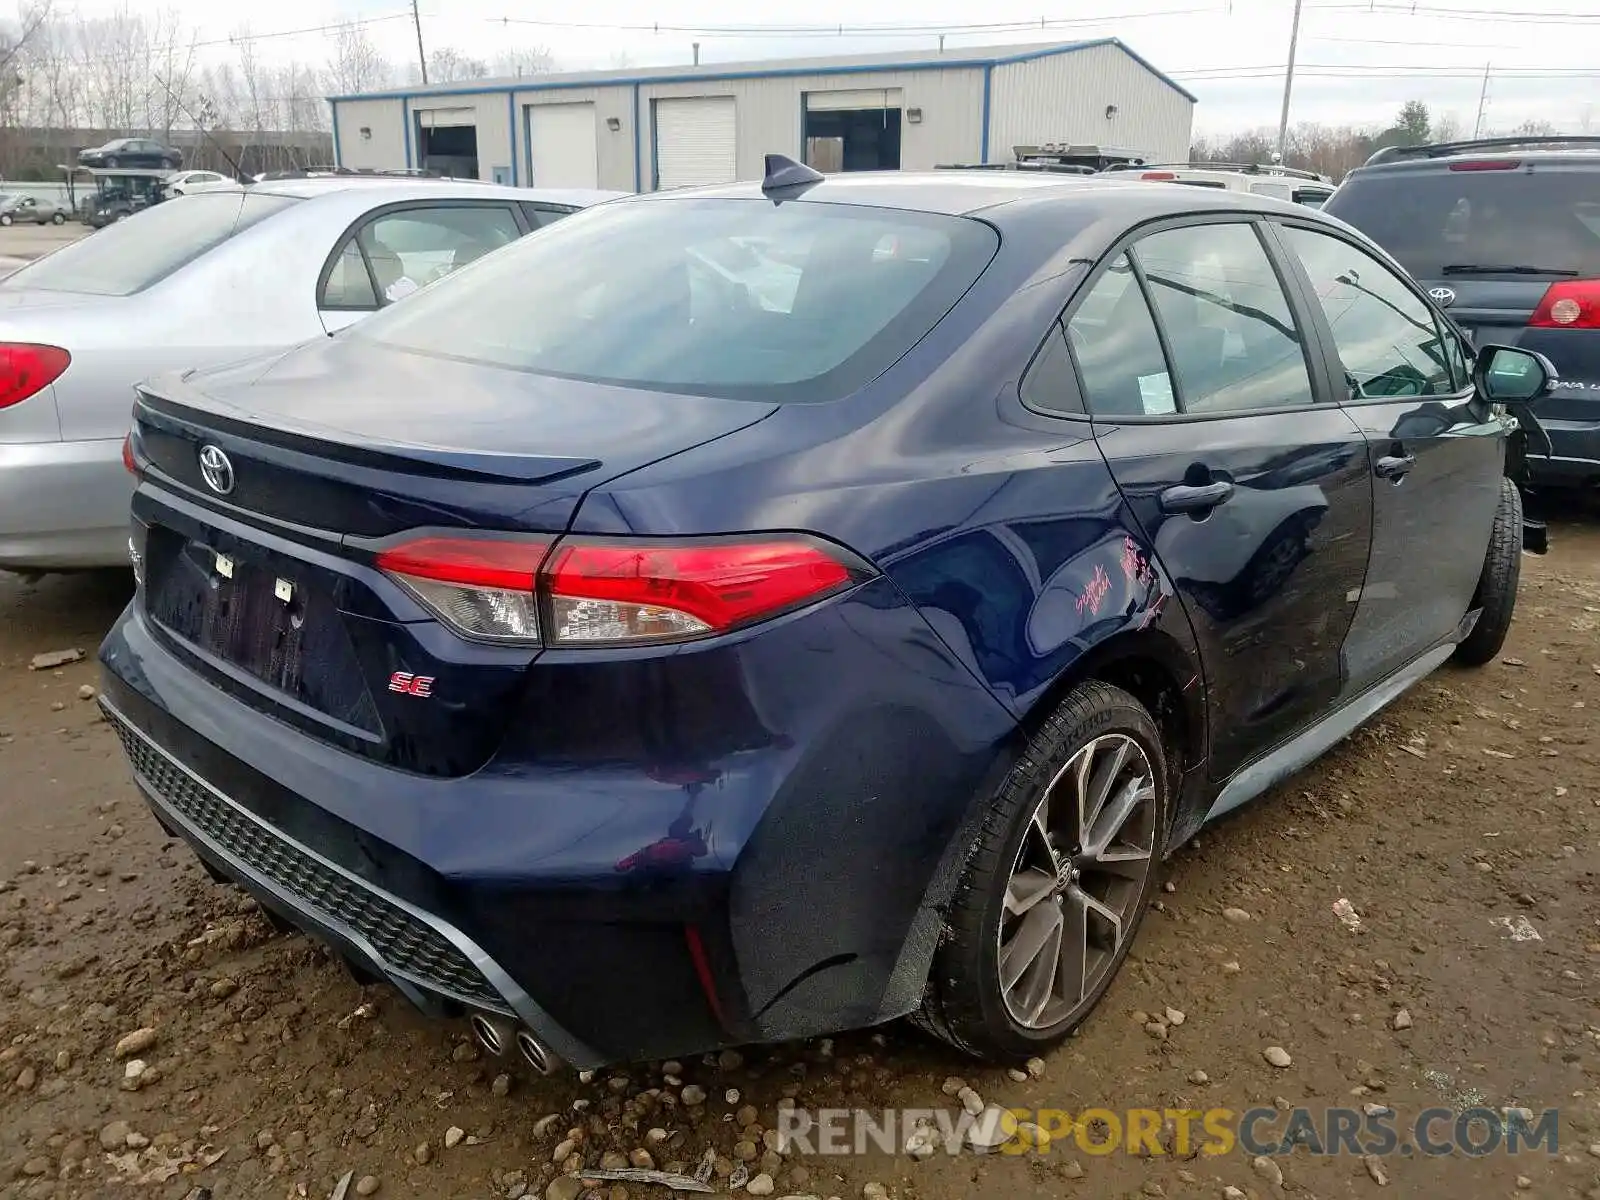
[330,42,1196,188]
[988,43,1194,164]
[636,67,987,189]
[514,85,637,190]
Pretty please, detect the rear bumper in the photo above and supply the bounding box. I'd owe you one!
[99,578,1018,1064]
[0,437,132,570]
[1527,420,1600,488]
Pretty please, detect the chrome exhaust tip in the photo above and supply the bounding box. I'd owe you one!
[515,1028,556,1075]
[470,1013,513,1057]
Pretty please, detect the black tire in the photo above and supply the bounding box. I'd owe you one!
[51,212,64,224]
[915,680,1169,1062]
[1453,476,1522,667]
[0,214,11,227]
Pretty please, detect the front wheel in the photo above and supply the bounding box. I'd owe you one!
[916,680,1168,1061]
[0,214,11,227]
[1453,476,1523,666]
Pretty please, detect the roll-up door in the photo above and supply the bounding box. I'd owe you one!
[527,102,599,188]
[654,96,737,189]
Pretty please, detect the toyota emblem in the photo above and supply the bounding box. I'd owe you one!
[198,444,235,495]
[1428,286,1457,307]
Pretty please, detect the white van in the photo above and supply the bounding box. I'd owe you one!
[1105,163,1335,208]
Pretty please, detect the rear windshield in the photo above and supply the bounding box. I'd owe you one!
[1326,168,1600,278]
[353,196,999,402]
[1,192,298,296]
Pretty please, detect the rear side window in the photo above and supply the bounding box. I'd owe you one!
[1326,169,1600,278]
[1065,254,1175,416]
[353,197,999,403]
[1,193,296,296]
[1281,225,1457,398]
[357,205,523,305]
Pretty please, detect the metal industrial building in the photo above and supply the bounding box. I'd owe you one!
[328,39,1196,192]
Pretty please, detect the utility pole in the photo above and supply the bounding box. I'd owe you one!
[1473,62,1491,137]
[411,0,429,85]
[1276,0,1305,160]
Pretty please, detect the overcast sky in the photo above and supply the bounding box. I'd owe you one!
[42,0,1600,136]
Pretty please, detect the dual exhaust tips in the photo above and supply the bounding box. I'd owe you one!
[470,1012,556,1075]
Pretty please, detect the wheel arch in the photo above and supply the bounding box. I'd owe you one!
[1018,627,1210,848]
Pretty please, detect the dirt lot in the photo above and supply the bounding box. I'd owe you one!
[2,522,1597,1200]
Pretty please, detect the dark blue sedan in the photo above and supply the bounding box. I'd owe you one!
[101,159,1553,1070]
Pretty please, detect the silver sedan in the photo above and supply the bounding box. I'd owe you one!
[0,178,623,572]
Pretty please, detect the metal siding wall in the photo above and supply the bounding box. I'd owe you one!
[637,67,985,188]
[515,85,637,192]
[334,99,407,171]
[404,94,513,181]
[988,44,1194,165]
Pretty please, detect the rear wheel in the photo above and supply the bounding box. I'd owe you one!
[1453,476,1523,666]
[916,681,1168,1061]
[50,211,64,224]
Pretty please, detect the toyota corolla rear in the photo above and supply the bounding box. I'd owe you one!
[98,190,1022,1067]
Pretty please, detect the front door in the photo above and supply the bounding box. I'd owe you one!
[1272,222,1505,691]
[1068,220,1374,781]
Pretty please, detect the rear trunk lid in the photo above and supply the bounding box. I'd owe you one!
[130,337,778,774]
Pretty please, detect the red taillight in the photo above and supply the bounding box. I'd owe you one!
[1529,279,1600,330]
[1448,159,1519,171]
[542,537,863,645]
[376,536,550,643]
[1141,171,1177,181]
[373,533,870,646]
[121,433,136,474]
[0,343,69,410]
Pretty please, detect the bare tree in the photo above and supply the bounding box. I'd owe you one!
[426,47,489,83]
[490,46,553,78]
[326,21,392,96]
[1432,111,1463,143]
[1510,118,1558,137]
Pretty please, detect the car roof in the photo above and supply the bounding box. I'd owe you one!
[626,169,1314,218]
[217,178,626,207]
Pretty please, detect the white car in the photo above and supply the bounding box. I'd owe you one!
[0,178,623,572]
[163,170,234,197]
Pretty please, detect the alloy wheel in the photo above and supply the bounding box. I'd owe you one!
[997,733,1157,1030]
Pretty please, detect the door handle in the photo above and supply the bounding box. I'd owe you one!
[1159,480,1234,513]
[1375,453,1416,480]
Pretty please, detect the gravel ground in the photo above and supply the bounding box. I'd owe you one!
[1,520,1597,1200]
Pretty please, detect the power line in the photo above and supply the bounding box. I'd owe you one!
[479,7,1221,38]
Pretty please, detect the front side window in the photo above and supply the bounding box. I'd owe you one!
[1281,225,1456,399]
[355,204,523,305]
[352,197,999,402]
[1134,222,1316,413]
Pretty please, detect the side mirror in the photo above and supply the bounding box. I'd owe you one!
[1474,344,1557,404]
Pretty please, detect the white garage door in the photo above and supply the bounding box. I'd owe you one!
[654,96,737,190]
[526,102,599,189]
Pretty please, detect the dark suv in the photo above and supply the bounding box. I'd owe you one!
[1325,136,1600,489]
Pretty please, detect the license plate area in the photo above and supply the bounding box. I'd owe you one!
[143,527,382,734]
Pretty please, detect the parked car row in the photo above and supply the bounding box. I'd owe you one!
[0,150,1567,1072]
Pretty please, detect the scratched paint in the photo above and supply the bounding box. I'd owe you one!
[1077,563,1112,617]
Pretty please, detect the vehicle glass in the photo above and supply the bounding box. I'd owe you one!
[1065,253,1175,416]
[1167,179,1228,189]
[357,205,523,305]
[1293,189,1332,209]
[0,192,298,297]
[1133,222,1316,413]
[1281,225,1456,398]
[522,203,577,228]
[354,197,1000,403]
[322,239,379,309]
[1325,169,1600,278]
[1020,322,1083,416]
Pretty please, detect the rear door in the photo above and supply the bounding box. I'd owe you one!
[1071,218,1373,781]
[1272,220,1503,690]
[1324,164,1600,477]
